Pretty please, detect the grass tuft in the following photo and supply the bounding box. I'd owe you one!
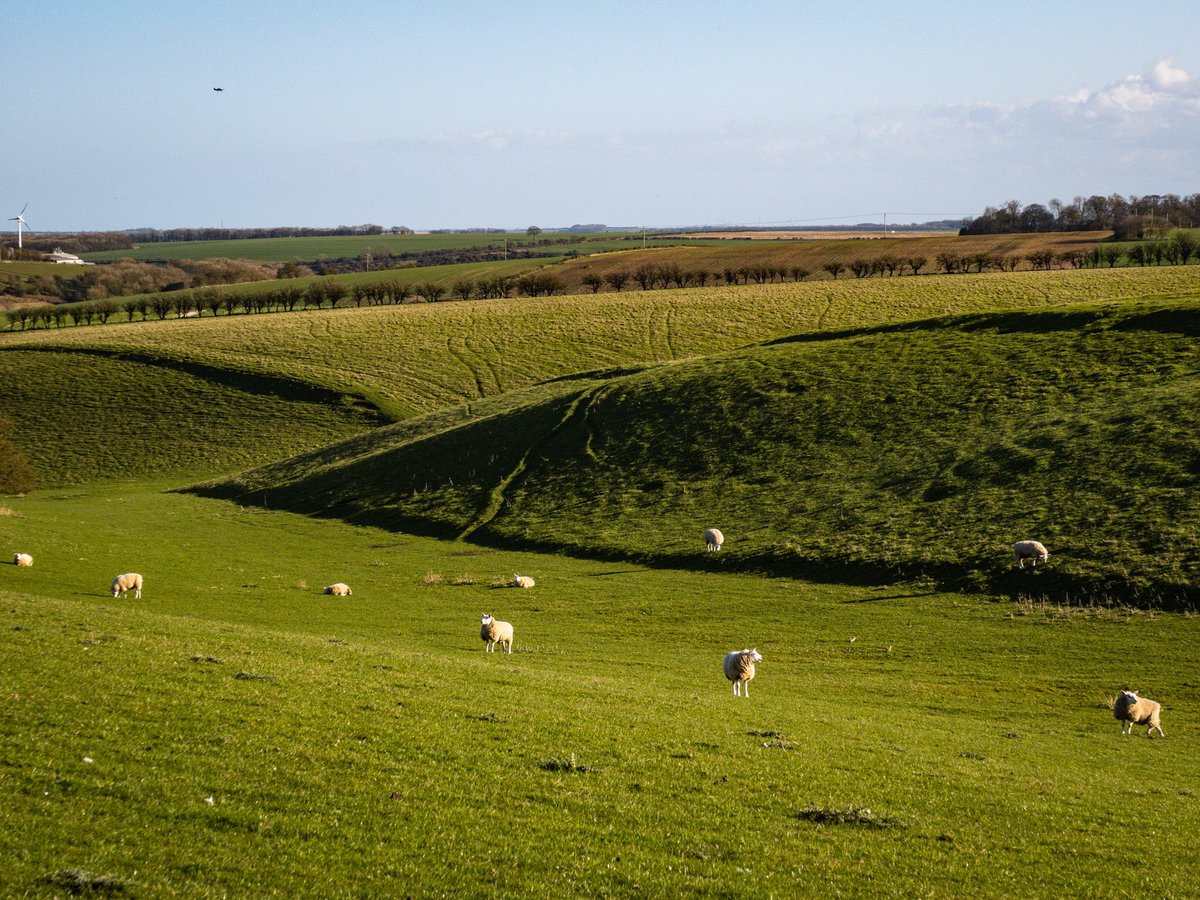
[419,570,444,586]
[540,753,591,773]
[796,804,906,829]
[42,868,134,895]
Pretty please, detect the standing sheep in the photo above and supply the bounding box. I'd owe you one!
[111,573,143,600]
[13,553,33,567]
[705,528,724,553]
[1113,689,1164,737]
[480,613,514,654]
[1013,540,1049,569]
[512,574,535,589]
[723,648,762,697]
[323,583,353,596]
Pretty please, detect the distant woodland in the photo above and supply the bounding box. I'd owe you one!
[961,193,1200,237]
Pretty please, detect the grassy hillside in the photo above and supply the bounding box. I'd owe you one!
[0,349,384,486]
[1,484,1198,895]
[195,299,1200,606]
[5,267,1198,422]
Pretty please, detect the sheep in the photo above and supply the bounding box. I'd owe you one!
[111,573,143,600]
[480,613,514,654]
[13,552,32,567]
[1113,689,1164,737]
[1013,540,1049,569]
[512,574,535,589]
[323,583,353,596]
[723,648,762,697]
[705,528,724,553]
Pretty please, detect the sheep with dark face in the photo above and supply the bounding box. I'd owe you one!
[480,614,514,654]
[1114,690,1164,737]
[1013,540,1049,569]
[723,648,761,697]
[13,553,32,567]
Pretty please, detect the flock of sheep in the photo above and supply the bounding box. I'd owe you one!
[8,531,1166,736]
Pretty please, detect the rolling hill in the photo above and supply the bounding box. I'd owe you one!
[192,297,1200,606]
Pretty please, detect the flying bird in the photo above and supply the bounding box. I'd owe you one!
[213,87,224,91]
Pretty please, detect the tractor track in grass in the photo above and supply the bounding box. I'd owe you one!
[456,385,601,542]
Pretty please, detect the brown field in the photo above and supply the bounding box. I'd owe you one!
[559,230,1112,292]
[674,229,956,240]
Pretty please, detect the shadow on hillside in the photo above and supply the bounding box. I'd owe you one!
[762,304,1200,348]
[38,347,391,425]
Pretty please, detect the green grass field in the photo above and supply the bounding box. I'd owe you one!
[77,232,691,263]
[1,264,1199,894]
[7,267,1199,421]
[2,483,1197,896]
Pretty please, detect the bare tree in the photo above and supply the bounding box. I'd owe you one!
[604,271,630,292]
[822,261,845,280]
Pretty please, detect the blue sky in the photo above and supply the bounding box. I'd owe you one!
[3,0,1198,230]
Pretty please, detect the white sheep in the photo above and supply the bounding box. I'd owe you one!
[13,552,32,567]
[723,648,762,697]
[1013,540,1049,569]
[323,583,353,596]
[1113,689,1164,737]
[480,613,514,654]
[512,574,535,589]
[111,573,143,599]
[705,528,724,553]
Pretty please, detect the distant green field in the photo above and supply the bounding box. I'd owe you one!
[1,483,1197,896]
[79,232,692,263]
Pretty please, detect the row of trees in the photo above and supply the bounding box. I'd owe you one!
[1,271,573,331]
[960,193,1200,238]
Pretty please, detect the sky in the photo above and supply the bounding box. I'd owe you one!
[3,0,1199,231]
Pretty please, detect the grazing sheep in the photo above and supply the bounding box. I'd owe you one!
[723,648,762,697]
[13,552,32,567]
[705,528,724,553]
[1013,540,1049,569]
[1114,689,1164,737]
[480,613,514,654]
[323,583,353,596]
[512,574,535,589]
[111,573,143,600]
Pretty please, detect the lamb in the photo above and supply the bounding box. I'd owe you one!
[1113,689,1164,737]
[111,573,143,599]
[512,574,535,589]
[480,613,514,654]
[1013,540,1049,569]
[705,528,724,553]
[13,552,32,567]
[323,583,353,596]
[723,648,762,697]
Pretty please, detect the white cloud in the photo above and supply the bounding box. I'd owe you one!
[1151,57,1189,88]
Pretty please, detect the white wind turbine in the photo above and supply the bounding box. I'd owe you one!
[8,204,30,249]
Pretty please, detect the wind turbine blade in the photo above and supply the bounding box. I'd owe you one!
[19,203,28,216]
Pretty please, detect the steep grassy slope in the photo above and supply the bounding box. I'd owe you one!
[2,484,1198,895]
[6,267,1198,421]
[195,300,1200,605]
[0,349,384,485]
